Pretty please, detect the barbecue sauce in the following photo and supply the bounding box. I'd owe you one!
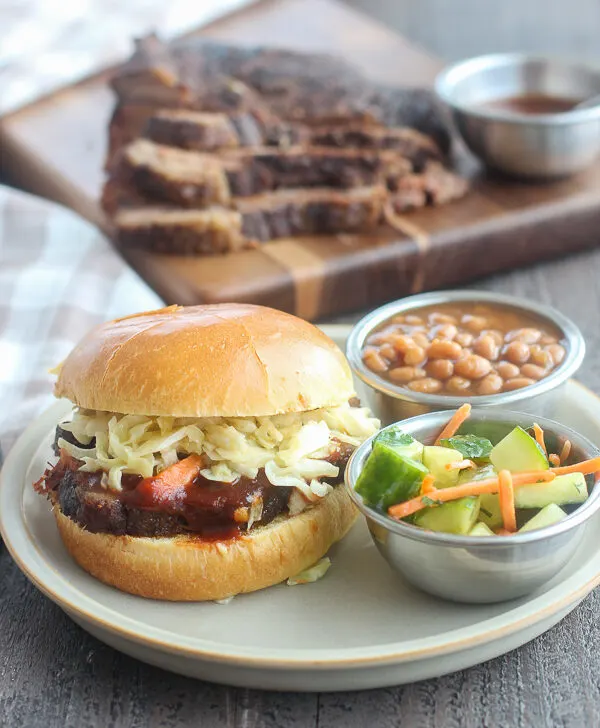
[480,94,581,115]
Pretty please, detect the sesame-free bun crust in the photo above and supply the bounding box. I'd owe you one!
[53,486,357,601]
[54,304,354,417]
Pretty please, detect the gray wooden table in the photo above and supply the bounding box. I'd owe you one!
[2,246,600,727]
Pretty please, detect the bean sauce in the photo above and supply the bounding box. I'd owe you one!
[362,302,566,396]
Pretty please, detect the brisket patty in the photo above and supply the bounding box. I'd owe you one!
[40,435,354,540]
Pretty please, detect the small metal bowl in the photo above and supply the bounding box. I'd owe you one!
[345,409,600,603]
[346,290,585,425]
[435,54,600,178]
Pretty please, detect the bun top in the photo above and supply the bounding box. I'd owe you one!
[54,304,355,417]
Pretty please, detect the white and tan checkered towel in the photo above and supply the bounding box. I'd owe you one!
[0,186,163,455]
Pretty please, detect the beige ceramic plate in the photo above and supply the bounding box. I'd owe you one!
[2,325,600,691]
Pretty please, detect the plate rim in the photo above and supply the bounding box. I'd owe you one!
[3,330,600,671]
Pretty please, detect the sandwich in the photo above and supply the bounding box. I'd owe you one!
[34,303,380,600]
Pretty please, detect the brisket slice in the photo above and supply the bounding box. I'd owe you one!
[116,139,232,207]
[237,186,387,242]
[110,35,451,152]
[309,124,441,171]
[115,207,246,255]
[114,186,386,253]
[390,162,469,212]
[144,108,306,151]
[221,146,412,195]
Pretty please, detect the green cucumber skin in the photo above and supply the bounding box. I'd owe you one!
[355,441,428,510]
[519,503,567,533]
[413,496,481,535]
[514,472,588,509]
[490,426,549,473]
[478,493,504,530]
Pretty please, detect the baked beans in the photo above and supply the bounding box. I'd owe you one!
[362,302,566,396]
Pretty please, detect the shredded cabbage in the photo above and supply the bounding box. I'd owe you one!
[58,403,380,495]
[287,557,332,585]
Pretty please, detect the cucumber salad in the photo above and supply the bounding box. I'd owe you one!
[355,404,600,536]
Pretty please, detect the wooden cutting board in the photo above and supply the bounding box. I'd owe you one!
[2,0,600,321]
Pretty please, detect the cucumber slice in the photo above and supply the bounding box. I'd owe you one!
[519,503,567,533]
[490,426,549,473]
[457,464,502,528]
[469,522,495,537]
[515,472,588,509]
[423,446,464,488]
[413,496,480,535]
[355,441,428,509]
[375,428,424,462]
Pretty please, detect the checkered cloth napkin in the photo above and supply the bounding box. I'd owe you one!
[0,186,163,456]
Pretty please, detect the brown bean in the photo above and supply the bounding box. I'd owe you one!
[363,350,388,373]
[388,366,418,383]
[446,376,472,394]
[540,334,557,346]
[405,314,423,325]
[529,344,553,369]
[391,334,414,353]
[477,373,504,395]
[430,323,458,340]
[503,377,535,391]
[391,315,406,324]
[496,361,520,379]
[461,314,488,332]
[403,346,426,366]
[408,378,443,394]
[366,332,389,346]
[425,359,454,380]
[503,341,530,365]
[378,343,396,360]
[427,339,463,360]
[520,363,547,380]
[454,354,492,380]
[412,332,431,348]
[546,344,566,366]
[428,312,458,325]
[484,329,504,346]
[473,334,500,361]
[455,332,474,347]
[505,328,542,344]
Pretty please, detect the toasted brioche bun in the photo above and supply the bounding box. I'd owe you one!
[53,486,357,601]
[54,303,354,417]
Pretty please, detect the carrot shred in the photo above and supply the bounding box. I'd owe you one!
[139,454,204,491]
[435,404,472,445]
[387,470,556,519]
[420,474,436,494]
[495,528,513,537]
[560,440,572,464]
[553,457,600,476]
[548,454,560,467]
[532,423,547,455]
[498,470,517,532]
[445,459,475,471]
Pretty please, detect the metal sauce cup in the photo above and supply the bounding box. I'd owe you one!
[346,291,585,425]
[435,54,600,178]
[345,409,600,603]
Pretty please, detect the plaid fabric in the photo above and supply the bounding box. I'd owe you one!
[0,186,163,455]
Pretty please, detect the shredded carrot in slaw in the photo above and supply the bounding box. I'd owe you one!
[420,474,436,495]
[553,457,600,476]
[532,423,547,455]
[498,469,517,532]
[387,470,556,519]
[560,440,572,464]
[549,453,560,467]
[435,404,472,445]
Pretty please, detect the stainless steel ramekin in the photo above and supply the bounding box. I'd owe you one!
[345,409,600,603]
[346,290,585,425]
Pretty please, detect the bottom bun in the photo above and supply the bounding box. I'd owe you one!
[53,486,357,601]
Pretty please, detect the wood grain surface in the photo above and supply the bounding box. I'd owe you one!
[3,245,600,727]
[4,0,600,320]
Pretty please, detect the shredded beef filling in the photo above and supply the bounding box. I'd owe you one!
[39,430,355,539]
